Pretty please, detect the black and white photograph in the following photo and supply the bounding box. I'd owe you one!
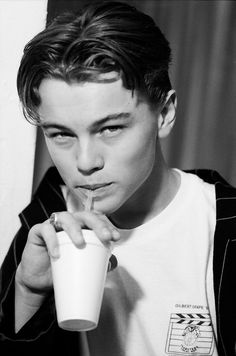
[0,1,235,355]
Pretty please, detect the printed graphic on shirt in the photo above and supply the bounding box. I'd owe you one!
[165,313,215,355]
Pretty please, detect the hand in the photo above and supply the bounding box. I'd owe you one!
[16,211,120,295]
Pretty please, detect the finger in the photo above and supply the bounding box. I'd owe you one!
[74,211,120,242]
[49,212,86,247]
[31,222,60,259]
[91,212,120,241]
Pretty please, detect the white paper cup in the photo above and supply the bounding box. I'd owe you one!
[50,230,113,331]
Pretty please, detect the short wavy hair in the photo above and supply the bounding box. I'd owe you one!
[17,1,172,124]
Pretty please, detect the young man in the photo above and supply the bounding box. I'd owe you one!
[0,1,236,355]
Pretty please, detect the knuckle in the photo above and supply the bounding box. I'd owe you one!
[73,211,83,219]
[29,224,40,233]
[73,211,92,224]
[58,211,70,220]
[93,210,104,218]
[41,222,52,236]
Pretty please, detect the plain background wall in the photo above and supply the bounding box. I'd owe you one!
[0,0,47,265]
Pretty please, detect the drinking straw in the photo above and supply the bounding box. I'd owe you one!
[84,190,93,211]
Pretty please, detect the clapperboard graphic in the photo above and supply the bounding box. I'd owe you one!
[165,313,214,355]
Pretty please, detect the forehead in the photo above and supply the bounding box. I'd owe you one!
[38,76,142,123]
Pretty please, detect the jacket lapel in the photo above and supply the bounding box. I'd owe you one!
[19,167,66,229]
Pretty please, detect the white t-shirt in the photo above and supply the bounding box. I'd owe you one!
[63,169,218,356]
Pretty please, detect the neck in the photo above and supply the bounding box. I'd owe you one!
[110,158,180,229]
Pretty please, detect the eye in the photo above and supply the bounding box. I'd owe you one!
[47,131,75,144]
[100,125,124,137]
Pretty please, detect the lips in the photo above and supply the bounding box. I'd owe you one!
[78,183,112,191]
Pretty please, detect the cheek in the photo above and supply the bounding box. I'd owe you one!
[113,127,157,178]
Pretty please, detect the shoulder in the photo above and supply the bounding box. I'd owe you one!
[185,169,230,186]
[186,169,236,221]
[185,169,236,193]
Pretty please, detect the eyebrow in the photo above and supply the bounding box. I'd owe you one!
[40,112,132,131]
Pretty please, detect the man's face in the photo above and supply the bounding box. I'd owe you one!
[38,76,162,216]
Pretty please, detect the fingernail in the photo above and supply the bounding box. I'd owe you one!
[52,246,60,259]
[102,228,110,239]
[75,239,86,248]
[112,230,120,240]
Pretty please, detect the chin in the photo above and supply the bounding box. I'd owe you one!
[93,198,122,216]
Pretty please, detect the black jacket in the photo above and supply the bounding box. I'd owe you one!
[0,167,236,356]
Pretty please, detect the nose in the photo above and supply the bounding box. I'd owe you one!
[76,139,104,175]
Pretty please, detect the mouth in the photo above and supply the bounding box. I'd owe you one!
[77,182,112,192]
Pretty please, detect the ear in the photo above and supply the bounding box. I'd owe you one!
[157,90,177,138]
